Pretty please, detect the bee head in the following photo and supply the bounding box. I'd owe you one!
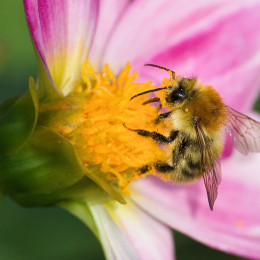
[130,64,197,105]
[165,77,197,105]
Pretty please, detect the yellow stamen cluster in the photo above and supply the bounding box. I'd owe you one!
[39,61,166,194]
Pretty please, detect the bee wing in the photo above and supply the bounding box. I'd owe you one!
[202,159,221,211]
[226,107,260,155]
[195,122,221,210]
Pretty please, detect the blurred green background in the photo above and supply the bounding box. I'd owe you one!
[0,1,252,260]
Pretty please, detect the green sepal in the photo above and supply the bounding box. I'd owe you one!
[11,176,111,207]
[0,126,87,206]
[33,44,63,101]
[0,77,39,155]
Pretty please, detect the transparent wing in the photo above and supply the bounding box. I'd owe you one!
[202,159,221,211]
[227,107,260,155]
[195,122,221,210]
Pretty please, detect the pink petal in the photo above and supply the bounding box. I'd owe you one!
[100,0,259,74]
[130,152,260,259]
[90,202,175,260]
[24,0,98,95]
[89,204,139,260]
[89,0,130,71]
[143,4,260,112]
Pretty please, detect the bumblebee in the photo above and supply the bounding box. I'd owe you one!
[126,64,260,210]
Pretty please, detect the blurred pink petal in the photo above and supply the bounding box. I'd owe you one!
[24,0,98,95]
[89,0,130,70]
[130,152,260,259]
[100,0,259,74]
[90,201,175,260]
[145,4,260,112]
[89,204,138,260]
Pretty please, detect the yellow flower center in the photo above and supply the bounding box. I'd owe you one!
[39,61,166,198]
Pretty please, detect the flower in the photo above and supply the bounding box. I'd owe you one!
[1,0,260,259]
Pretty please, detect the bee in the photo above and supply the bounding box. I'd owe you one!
[125,64,260,210]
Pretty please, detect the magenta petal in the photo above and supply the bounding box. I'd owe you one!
[24,0,98,95]
[130,152,260,259]
[144,4,260,112]
[101,0,259,74]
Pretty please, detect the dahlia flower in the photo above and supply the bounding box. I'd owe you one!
[0,0,260,259]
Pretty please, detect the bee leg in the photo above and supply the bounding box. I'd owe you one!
[172,138,188,165]
[137,165,152,175]
[124,124,178,144]
[154,161,175,172]
[142,97,160,105]
[154,111,172,124]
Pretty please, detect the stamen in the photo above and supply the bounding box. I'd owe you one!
[81,60,100,92]
[60,62,168,193]
[39,61,175,195]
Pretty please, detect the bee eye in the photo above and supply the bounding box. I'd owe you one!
[166,86,186,103]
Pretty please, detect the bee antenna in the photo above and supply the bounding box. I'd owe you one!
[130,87,168,101]
[145,63,176,79]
